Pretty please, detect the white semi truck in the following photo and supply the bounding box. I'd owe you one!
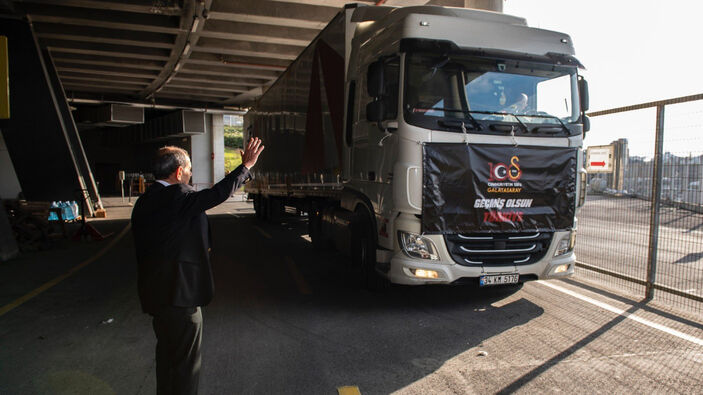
[244,4,589,288]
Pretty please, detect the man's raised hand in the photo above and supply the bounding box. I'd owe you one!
[240,137,264,169]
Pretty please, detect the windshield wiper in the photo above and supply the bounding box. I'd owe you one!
[467,110,529,133]
[513,112,570,133]
[411,107,481,130]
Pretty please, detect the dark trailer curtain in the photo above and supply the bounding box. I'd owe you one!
[422,143,577,234]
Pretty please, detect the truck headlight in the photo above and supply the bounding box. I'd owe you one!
[398,231,440,261]
[554,230,576,256]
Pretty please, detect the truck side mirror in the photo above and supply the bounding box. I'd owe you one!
[578,76,589,113]
[367,60,385,98]
[582,114,590,133]
[366,100,385,122]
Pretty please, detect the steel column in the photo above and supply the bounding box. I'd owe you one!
[645,105,665,300]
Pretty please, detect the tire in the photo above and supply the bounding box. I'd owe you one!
[351,207,388,291]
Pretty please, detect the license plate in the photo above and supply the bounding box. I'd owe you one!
[479,274,519,286]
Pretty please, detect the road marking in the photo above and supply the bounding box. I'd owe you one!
[337,386,361,395]
[537,280,703,347]
[254,225,271,239]
[228,212,240,218]
[285,256,312,295]
[0,223,132,318]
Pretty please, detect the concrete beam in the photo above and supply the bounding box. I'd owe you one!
[155,90,233,100]
[178,65,280,81]
[56,66,158,79]
[198,31,308,47]
[47,47,170,61]
[192,44,298,61]
[55,63,162,77]
[201,19,319,44]
[61,76,151,86]
[186,52,288,70]
[208,1,335,30]
[34,23,176,47]
[40,39,172,58]
[63,83,141,93]
[19,0,182,16]
[172,75,269,87]
[61,77,149,90]
[28,15,182,35]
[51,55,166,71]
[207,13,326,30]
[221,87,265,105]
[164,83,249,94]
[197,36,302,55]
[156,88,238,99]
[37,33,174,49]
[210,0,337,22]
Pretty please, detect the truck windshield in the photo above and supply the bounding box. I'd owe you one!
[404,53,580,129]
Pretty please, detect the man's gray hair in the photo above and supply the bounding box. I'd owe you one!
[153,146,189,179]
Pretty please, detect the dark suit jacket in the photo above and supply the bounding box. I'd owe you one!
[131,165,250,314]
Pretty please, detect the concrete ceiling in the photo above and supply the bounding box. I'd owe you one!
[7,0,499,110]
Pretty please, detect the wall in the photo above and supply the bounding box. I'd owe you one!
[0,132,22,199]
[0,17,86,201]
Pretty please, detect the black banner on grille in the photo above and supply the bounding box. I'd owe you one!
[422,143,577,234]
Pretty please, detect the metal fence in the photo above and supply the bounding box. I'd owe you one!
[576,94,703,316]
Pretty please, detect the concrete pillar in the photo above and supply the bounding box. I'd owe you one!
[0,132,22,199]
[190,115,213,191]
[0,202,19,261]
[190,113,226,191]
[211,113,225,182]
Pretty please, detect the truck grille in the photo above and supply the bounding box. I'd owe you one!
[445,232,553,267]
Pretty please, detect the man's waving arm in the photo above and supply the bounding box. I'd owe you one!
[176,137,265,216]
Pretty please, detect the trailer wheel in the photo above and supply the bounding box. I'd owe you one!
[351,207,387,290]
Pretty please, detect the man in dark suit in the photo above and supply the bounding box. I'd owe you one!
[132,138,264,395]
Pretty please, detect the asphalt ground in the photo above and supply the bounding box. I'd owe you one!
[1,199,702,394]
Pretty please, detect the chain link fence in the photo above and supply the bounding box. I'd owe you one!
[576,94,703,316]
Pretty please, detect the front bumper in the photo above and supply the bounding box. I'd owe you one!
[384,230,576,285]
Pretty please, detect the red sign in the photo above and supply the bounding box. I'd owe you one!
[590,161,605,167]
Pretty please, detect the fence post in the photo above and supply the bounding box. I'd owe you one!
[645,105,665,300]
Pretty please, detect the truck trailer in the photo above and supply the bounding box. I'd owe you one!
[244,4,589,288]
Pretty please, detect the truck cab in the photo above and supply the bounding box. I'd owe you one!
[343,6,588,285]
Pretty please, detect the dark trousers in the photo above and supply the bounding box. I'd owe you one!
[152,306,203,395]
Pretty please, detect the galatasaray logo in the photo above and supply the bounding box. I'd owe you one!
[488,156,522,181]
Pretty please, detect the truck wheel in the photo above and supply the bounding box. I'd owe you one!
[351,208,388,290]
